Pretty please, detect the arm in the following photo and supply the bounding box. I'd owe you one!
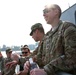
[5,60,19,69]
[35,40,45,68]
[6,53,20,68]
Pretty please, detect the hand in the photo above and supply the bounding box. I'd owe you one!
[30,68,47,75]
[5,60,18,68]
[24,61,30,73]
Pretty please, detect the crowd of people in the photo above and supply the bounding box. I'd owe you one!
[0,48,17,75]
[0,3,76,75]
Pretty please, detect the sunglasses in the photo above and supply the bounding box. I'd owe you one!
[8,51,12,53]
[22,52,28,54]
[43,9,50,14]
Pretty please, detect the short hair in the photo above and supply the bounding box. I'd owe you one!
[52,4,62,18]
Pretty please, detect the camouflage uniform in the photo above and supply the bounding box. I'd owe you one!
[36,20,76,75]
[0,57,16,75]
[0,57,5,74]
[29,23,45,68]
[35,39,45,68]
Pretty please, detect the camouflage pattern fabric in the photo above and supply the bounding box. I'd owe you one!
[0,57,16,75]
[36,20,76,75]
[19,56,29,71]
[24,39,45,68]
[30,47,39,57]
[0,57,5,74]
[35,39,45,68]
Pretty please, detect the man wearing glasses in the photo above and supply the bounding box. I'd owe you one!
[21,45,31,57]
[19,45,31,71]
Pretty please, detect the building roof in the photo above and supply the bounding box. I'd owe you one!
[62,3,76,13]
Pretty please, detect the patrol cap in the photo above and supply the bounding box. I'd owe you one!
[30,23,43,36]
[6,48,12,53]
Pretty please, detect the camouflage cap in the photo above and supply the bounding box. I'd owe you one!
[30,23,43,36]
[21,45,30,50]
[6,48,12,53]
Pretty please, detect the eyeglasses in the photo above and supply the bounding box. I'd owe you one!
[43,9,50,14]
[8,51,12,53]
[22,52,28,54]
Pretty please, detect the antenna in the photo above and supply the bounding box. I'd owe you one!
[68,3,70,8]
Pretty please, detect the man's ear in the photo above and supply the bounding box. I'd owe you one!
[54,9,59,16]
[35,29,39,34]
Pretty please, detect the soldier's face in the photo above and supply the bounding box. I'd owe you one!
[22,49,29,56]
[7,51,12,58]
[32,29,39,42]
[43,5,57,24]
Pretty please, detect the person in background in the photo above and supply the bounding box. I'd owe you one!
[5,45,31,75]
[22,4,76,75]
[0,48,16,75]
[19,45,31,71]
[21,45,31,57]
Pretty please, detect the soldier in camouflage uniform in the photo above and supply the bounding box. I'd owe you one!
[0,48,16,75]
[22,4,76,75]
[29,23,45,67]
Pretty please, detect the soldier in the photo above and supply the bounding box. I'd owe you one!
[29,23,45,58]
[0,48,16,75]
[22,4,76,75]
[19,45,31,71]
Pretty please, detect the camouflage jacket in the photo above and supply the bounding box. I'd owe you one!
[35,38,45,68]
[30,47,39,57]
[0,57,15,75]
[37,20,76,75]
[19,38,44,69]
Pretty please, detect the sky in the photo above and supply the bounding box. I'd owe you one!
[0,0,76,47]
